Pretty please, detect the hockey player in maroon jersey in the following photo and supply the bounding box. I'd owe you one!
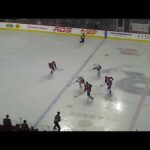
[107,79,112,94]
[48,61,57,74]
[105,76,113,84]
[84,81,89,92]
[76,76,85,88]
[93,64,102,77]
[84,82,94,100]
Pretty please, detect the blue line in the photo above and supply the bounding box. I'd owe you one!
[34,39,106,127]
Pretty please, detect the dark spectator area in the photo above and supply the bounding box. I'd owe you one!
[0,115,39,132]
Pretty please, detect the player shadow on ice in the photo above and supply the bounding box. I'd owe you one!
[101,65,128,74]
[98,86,114,101]
[82,98,94,106]
[39,74,54,82]
[73,41,85,50]
[103,93,113,101]
[74,86,85,98]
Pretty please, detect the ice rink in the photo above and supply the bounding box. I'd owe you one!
[0,30,150,131]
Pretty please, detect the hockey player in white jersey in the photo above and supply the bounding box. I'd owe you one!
[105,76,114,95]
[93,64,102,77]
[76,76,85,88]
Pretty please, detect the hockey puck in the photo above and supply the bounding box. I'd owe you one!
[104,54,109,56]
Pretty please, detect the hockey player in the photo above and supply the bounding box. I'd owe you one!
[84,82,93,100]
[93,64,102,77]
[84,81,89,92]
[53,112,61,131]
[105,76,113,84]
[48,61,57,74]
[107,79,112,94]
[105,76,113,94]
[76,76,85,88]
[80,33,85,43]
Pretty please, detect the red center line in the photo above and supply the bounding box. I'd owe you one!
[128,79,150,131]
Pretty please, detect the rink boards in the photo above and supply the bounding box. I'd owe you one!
[0,22,150,43]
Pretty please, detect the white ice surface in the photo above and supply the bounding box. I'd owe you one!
[0,30,150,131]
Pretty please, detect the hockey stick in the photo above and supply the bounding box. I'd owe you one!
[89,64,98,71]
